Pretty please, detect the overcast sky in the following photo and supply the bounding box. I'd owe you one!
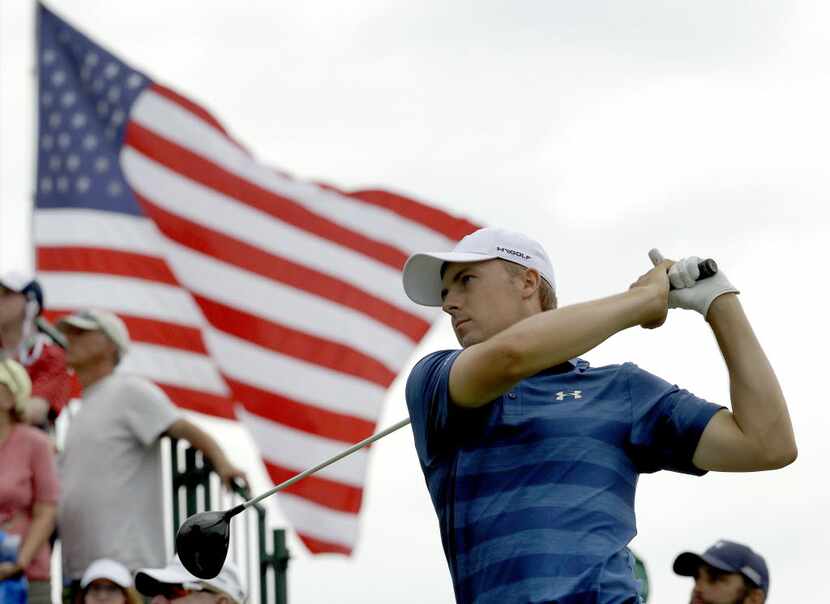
[2,1,829,602]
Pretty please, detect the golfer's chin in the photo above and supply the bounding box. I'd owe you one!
[455,327,485,348]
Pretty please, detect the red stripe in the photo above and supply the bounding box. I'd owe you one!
[157,383,235,419]
[136,194,429,342]
[296,533,352,555]
[347,189,480,241]
[37,246,178,285]
[195,294,395,388]
[42,308,208,355]
[228,378,375,444]
[150,84,232,139]
[265,461,363,515]
[125,122,408,270]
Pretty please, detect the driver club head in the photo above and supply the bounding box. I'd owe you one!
[175,508,236,579]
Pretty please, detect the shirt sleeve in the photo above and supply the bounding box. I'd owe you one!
[27,343,74,417]
[120,376,183,446]
[626,362,724,475]
[405,350,463,467]
[29,429,60,504]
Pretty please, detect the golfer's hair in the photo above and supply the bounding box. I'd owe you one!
[501,261,557,311]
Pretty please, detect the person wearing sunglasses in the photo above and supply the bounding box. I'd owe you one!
[134,557,245,604]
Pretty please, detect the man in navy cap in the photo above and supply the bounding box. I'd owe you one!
[673,540,769,603]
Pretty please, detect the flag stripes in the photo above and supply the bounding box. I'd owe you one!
[35,5,479,554]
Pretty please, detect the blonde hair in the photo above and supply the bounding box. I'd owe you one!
[0,358,31,421]
[500,260,557,311]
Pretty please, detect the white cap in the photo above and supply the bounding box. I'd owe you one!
[81,558,133,589]
[57,309,131,360]
[0,271,33,292]
[402,227,556,306]
[135,557,246,603]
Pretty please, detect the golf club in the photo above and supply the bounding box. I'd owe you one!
[176,417,412,579]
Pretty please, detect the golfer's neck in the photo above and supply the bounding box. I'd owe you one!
[76,363,114,390]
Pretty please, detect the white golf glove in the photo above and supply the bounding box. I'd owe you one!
[649,248,739,319]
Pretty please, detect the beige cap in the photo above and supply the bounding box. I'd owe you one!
[57,309,131,360]
[0,358,32,415]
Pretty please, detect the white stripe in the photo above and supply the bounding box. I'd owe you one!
[35,208,164,256]
[119,342,228,395]
[205,329,382,422]
[238,407,366,486]
[39,272,205,327]
[275,492,358,548]
[131,89,457,256]
[120,147,435,323]
[164,241,411,372]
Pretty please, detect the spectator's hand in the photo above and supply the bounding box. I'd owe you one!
[0,561,23,581]
[23,396,50,426]
[216,462,248,490]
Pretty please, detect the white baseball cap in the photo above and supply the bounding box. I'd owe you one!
[135,557,246,603]
[81,558,133,589]
[402,227,556,306]
[57,309,131,360]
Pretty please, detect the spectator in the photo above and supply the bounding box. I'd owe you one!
[0,358,59,604]
[0,272,74,429]
[56,309,247,597]
[76,558,142,604]
[135,557,246,604]
[673,539,768,604]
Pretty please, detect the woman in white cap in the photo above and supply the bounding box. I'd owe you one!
[76,558,142,604]
[0,358,59,604]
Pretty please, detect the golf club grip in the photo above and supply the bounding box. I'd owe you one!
[669,258,718,291]
[244,417,412,509]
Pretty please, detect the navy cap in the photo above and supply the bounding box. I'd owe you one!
[674,540,769,594]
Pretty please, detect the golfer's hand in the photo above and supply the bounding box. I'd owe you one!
[629,259,672,329]
[216,463,248,490]
[649,249,739,320]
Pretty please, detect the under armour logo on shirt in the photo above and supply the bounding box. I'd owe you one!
[555,390,582,400]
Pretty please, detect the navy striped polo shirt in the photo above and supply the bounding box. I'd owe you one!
[406,352,723,604]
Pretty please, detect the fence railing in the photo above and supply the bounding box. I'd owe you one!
[167,438,289,604]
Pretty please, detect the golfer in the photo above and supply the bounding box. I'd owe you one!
[402,227,796,604]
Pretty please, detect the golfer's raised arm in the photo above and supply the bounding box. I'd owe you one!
[448,262,672,408]
[691,294,797,471]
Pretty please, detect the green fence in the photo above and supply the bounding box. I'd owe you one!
[167,438,290,604]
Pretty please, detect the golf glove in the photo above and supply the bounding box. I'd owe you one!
[649,249,739,319]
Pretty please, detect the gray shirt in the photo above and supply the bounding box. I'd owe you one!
[58,373,181,579]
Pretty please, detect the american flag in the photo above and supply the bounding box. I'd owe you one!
[35,4,478,554]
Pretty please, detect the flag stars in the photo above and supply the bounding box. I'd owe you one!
[51,70,67,86]
[61,91,77,107]
[107,181,123,196]
[42,135,54,151]
[40,177,53,193]
[42,92,54,107]
[42,48,57,65]
[57,133,72,149]
[82,134,98,151]
[56,176,70,192]
[91,79,105,93]
[84,52,99,66]
[94,157,110,173]
[97,100,109,116]
[104,62,119,79]
[76,176,91,193]
[126,73,143,89]
[111,109,125,125]
[66,154,81,171]
[71,113,87,129]
[48,113,62,128]
[107,86,121,103]
[48,156,62,171]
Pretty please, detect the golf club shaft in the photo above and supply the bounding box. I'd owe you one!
[243,417,412,510]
